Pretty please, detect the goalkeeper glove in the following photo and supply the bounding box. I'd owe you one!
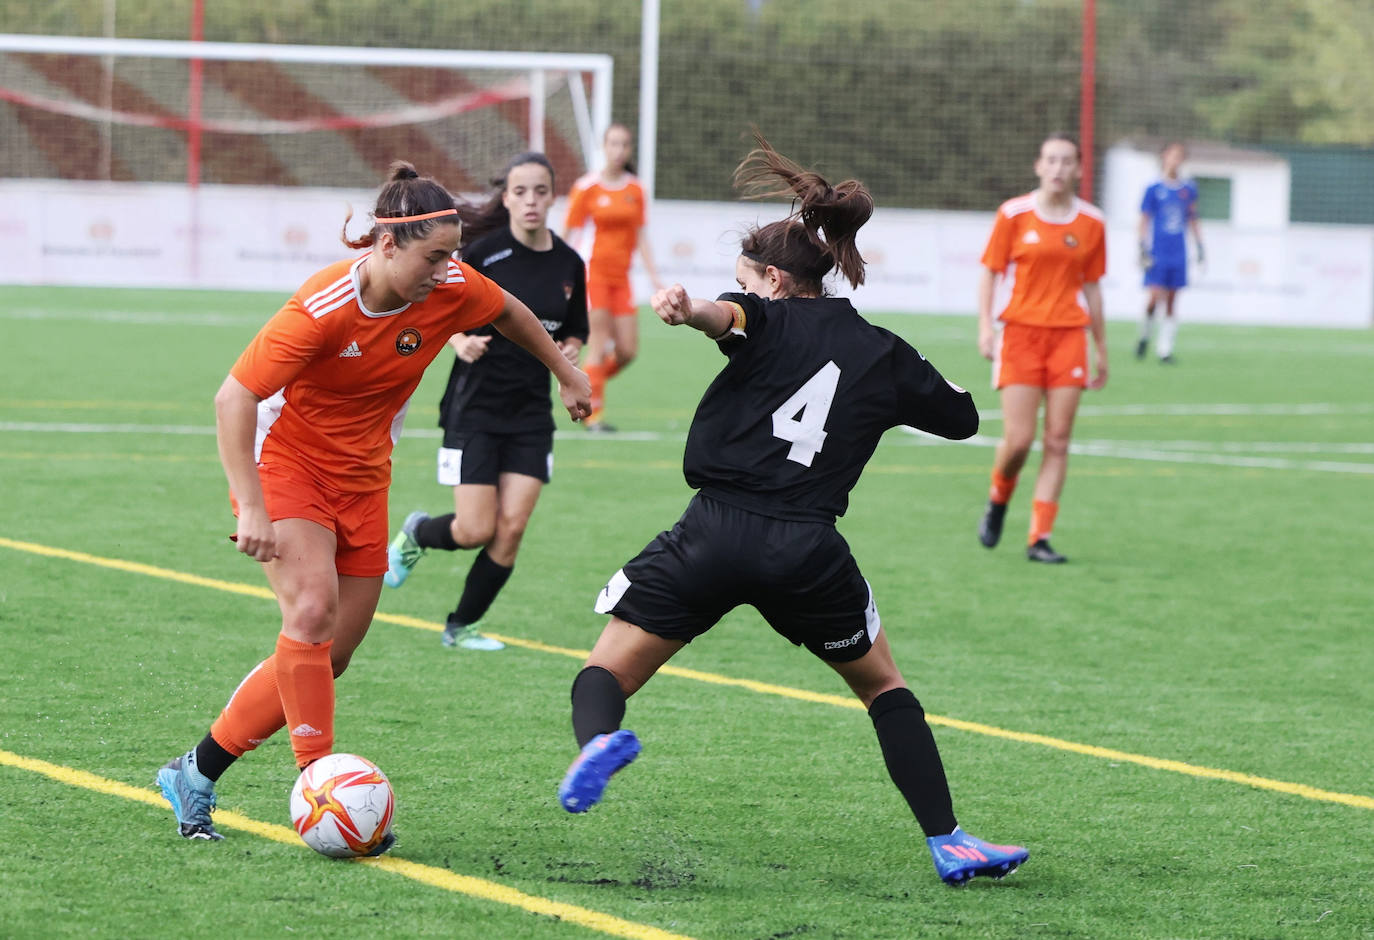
[1195,243,1206,265]
[1139,243,1153,269]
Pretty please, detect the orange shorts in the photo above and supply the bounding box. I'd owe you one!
[231,461,390,578]
[992,322,1089,390]
[587,275,636,317]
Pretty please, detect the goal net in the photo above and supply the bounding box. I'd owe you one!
[0,34,613,193]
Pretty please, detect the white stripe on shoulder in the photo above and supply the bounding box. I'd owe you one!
[1076,199,1105,221]
[303,273,353,311]
[309,292,357,320]
[1001,195,1036,217]
[571,171,598,191]
[445,260,467,284]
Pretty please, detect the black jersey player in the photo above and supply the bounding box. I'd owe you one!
[557,134,1029,887]
[384,152,588,651]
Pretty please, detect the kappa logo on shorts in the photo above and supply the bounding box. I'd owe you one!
[823,628,866,651]
[395,327,422,356]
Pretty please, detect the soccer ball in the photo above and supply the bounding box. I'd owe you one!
[290,753,395,858]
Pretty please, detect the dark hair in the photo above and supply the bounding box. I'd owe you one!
[1160,139,1187,156]
[1040,132,1082,160]
[455,151,557,249]
[341,161,460,250]
[604,122,636,177]
[734,131,873,294]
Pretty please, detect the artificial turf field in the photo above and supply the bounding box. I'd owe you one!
[1,285,1370,939]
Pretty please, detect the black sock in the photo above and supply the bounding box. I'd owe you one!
[570,666,626,748]
[415,513,460,551]
[869,687,957,837]
[194,733,238,783]
[450,549,513,626]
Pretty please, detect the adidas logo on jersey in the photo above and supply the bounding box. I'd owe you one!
[338,341,362,358]
[290,723,323,737]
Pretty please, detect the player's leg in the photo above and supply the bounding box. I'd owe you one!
[563,499,724,812]
[1138,285,1163,359]
[980,382,1042,548]
[582,283,614,427]
[386,436,499,588]
[261,518,343,768]
[560,617,684,812]
[442,471,543,650]
[1026,383,1082,563]
[1158,285,1180,363]
[796,547,1026,886]
[606,295,640,376]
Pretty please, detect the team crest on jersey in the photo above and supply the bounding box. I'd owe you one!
[563,281,574,300]
[395,327,422,356]
[1063,233,1079,248]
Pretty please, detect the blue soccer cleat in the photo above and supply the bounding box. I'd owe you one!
[156,754,224,841]
[558,730,641,813]
[927,827,1028,886]
[383,511,429,588]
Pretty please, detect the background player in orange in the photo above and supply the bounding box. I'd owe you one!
[155,161,591,845]
[562,122,663,431]
[975,133,1107,564]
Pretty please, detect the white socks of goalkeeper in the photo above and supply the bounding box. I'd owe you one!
[1158,316,1178,359]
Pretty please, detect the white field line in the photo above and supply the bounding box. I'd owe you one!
[5,405,1372,473]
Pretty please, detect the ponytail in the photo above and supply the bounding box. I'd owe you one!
[734,132,873,293]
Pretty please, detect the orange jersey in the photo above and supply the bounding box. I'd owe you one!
[981,194,1106,328]
[563,173,647,281]
[230,254,505,493]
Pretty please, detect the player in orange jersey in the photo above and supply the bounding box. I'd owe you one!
[975,133,1107,564]
[563,122,663,431]
[155,161,591,845]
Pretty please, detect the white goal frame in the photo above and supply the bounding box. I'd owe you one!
[0,33,615,181]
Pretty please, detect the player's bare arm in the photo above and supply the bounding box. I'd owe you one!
[213,374,277,562]
[651,284,733,336]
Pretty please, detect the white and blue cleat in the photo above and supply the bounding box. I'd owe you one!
[383,511,429,588]
[156,754,223,841]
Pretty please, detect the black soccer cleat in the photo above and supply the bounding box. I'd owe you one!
[977,501,1007,549]
[1135,338,1148,360]
[1026,539,1067,564]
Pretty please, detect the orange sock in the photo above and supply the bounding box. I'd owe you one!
[585,361,608,413]
[603,355,623,380]
[1029,499,1059,545]
[275,633,335,768]
[989,471,1018,505]
[209,657,286,757]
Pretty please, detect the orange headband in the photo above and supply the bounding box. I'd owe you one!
[375,208,459,224]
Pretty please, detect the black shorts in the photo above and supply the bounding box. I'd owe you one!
[594,494,880,663]
[436,430,553,486]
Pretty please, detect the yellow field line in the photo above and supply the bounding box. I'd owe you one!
[0,747,693,940]
[3,535,1372,814]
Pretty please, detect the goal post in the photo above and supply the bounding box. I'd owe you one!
[0,33,614,190]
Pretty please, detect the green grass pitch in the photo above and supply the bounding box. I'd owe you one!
[1,285,1371,938]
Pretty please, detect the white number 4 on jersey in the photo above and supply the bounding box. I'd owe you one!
[771,361,840,467]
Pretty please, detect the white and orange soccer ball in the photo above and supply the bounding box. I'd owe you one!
[289,753,395,858]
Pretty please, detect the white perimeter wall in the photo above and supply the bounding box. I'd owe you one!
[1,179,1370,328]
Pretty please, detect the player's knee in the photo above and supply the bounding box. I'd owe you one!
[453,515,496,550]
[1041,432,1071,460]
[284,595,337,639]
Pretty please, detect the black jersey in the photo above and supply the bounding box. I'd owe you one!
[438,229,589,434]
[682,292,978,522]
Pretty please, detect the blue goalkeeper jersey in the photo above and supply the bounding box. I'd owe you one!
[1141,179,1198,264]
